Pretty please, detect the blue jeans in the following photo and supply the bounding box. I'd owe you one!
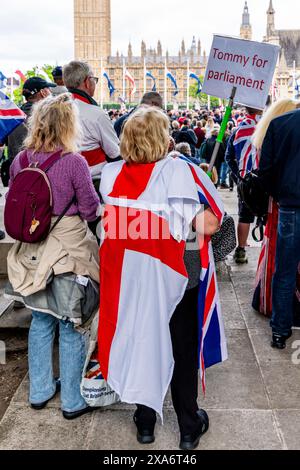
[29,311,88,412]
[219,162,229,184]
[271,208,300,335]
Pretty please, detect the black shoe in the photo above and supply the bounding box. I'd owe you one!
[31,378,61,410]
[234,247,248,264]
[219,183,229,189]
[0,230,5,241]
[179,409,209,451]
[133,411,155,445]
[271,331,292,350]
[62,406,94,420]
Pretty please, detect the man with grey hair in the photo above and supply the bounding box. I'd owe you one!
[63,61,120,178]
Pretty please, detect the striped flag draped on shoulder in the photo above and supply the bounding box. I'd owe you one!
[0,91,26,142]
[233,115,260,178]
[181,157,227,393]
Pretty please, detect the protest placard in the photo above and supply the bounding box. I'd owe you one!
[202,35,280,109]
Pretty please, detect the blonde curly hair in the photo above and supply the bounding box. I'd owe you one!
[120,107,170,163]
[24,93,82,154]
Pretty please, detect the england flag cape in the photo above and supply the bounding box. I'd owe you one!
[98,156,227,418]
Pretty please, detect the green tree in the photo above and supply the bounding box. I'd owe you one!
[12,65,55,105]
[189,77,221,109]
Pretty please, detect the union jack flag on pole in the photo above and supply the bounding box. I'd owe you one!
[0,91,26,142]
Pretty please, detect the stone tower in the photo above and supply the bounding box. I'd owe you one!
[240,1,252,40]
[74,0,111,62]
[266,0,276,38]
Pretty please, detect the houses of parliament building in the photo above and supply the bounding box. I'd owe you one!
[74,0,300,105]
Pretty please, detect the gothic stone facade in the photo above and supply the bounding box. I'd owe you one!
[74,0,207,104]
[241,0,300,98]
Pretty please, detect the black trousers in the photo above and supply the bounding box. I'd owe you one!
[136,285,200,435]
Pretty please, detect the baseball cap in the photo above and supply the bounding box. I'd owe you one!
[22,77,56,98]
[52,66,63,78]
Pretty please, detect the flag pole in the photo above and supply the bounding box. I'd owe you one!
[100,57,103,109]
[164,57,168,111]
[144,58,146,95]
[208,87,237,175]
[187,59,190,111]
[207,94,211,111]
[122,57,126,108]
[293,60,297,100]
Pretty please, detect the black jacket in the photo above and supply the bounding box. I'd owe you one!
[259,109,300,208]
[114,108,136,138]
[175,127,198,157]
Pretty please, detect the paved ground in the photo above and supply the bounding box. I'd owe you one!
[0,189,300,450]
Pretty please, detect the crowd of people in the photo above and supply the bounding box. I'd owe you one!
[1,59,300,449]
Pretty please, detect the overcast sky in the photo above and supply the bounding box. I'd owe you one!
[1,0,300,75]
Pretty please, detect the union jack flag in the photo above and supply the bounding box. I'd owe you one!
[234,115,260,178]
[0,90,26,142]
[183,160,227,392]
[85,351,104,380]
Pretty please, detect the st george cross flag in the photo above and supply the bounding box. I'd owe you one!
[125,70,136,97]
[98,156,226,417]
[0,91,26,142]
[233,114,260,178]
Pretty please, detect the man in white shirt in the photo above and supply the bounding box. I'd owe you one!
[63,61,120,179]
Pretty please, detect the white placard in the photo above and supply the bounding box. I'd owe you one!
[202,35,280,109]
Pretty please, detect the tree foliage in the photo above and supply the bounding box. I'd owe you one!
[12,65,54,105]
[189,76,221,109]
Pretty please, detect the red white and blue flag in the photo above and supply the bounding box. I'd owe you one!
[185,160,227,392]
[0,91,26,142]
[98,156,226,416]
[233,114,260,178]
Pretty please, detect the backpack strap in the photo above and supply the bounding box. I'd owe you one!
[39,150,62,172]
[49,196,77,234]
[19,150,62,172]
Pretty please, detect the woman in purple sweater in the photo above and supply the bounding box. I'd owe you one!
[8,93,100,420]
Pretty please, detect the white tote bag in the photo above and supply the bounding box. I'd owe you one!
[80,315,120,407]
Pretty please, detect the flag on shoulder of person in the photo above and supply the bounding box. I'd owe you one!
[98,156,227,416]
[233,115,260,178]
[0,91,26,142]
[181,157,228,392]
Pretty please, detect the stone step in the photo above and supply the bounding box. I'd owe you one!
[0,277,31,328]
[0,241,13,276]
[0,277,13,318]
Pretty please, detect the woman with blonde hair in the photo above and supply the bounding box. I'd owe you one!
[252,98,300,318]
[98,106,225,450]
[6,93,100,419]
